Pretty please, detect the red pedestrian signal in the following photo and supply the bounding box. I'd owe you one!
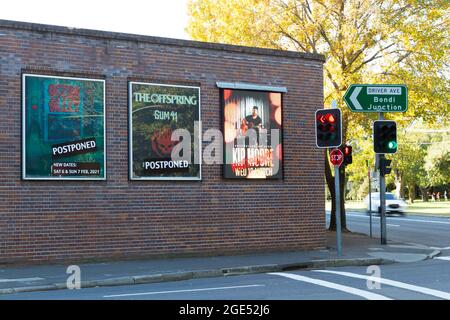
[343,145,352,165]
[315,108,342,148]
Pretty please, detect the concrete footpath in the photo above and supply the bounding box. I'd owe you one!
[0,231,440,295]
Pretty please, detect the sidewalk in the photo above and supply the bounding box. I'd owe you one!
[0,231,440,295]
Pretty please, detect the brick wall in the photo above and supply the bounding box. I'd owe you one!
[0,20,325,264]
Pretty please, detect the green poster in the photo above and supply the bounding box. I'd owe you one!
[23,74,105,180]
[129,82,201,180]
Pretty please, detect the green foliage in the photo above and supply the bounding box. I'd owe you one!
[187,0,450,198]
[424,140,450,186]
[187,0,450,132]
[345,137,373,199]
[392,133,428,189]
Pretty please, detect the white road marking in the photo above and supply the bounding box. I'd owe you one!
[387,224,400,227]
[345,213,450,225]
[389,243,450,251]
[388,244,426,249]
[430,247,450,251]
[268,272,391,300]
[103,284,265,298]
[315,270,450,300]
[435,257,450,261]
[0,277,44,283]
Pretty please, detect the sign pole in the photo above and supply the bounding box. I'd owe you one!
[331,100,342,256]
[367,160,372,238]
[334,162,342,256]
[379,112,387,245]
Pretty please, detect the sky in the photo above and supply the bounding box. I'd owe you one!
[0,0,191,39]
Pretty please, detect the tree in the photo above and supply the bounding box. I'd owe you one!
[187,0,450,228]
[424,141,450,186]
[391,139,427,202]
[390,124,450,202]
[345,135,374,200]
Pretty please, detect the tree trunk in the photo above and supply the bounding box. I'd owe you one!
[408,183,416,203]
[339,164,347,231]
[325,150,336,230]
[400,179,405,200]
[420,187,429,202]
[394,170,402,198]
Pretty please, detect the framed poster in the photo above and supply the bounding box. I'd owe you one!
[222,89,283,179]
[22,74,106,180]
[129,82,201,180]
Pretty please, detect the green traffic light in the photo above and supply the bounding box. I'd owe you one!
[388,141,397,149]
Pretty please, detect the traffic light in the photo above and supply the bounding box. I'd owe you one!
[343,145,352,165]
[379,158,392,176]
[315,108,342,148]
[373,120,397,154]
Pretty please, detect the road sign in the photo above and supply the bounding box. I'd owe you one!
[330,149,344,166]
[344,84,408,112]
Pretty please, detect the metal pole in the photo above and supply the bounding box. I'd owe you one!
[334,163,342,256]
[331,100,342,256]
[367,160,372,238]
[379,112,387,245]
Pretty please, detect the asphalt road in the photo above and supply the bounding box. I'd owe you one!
[1,257,450,300]
[1,212,449,300]
[329,211,450,248]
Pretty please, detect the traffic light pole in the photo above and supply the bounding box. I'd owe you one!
[334,162,342,256]
[379,112,387,245]
[367,160,372,238]
[331,100,342,256]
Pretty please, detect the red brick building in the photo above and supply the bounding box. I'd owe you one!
[0,20,325,264]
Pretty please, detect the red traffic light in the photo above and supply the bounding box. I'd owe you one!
[317,113,336,124]
[315,108,342,148]
[344,146,351,155]
[327,114,336,123]
[342,145,352,165]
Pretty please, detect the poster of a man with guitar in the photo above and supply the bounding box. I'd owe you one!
[223,89,283,179]
[240,106,262,137]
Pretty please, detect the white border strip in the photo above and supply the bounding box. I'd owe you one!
[216,82,287,93]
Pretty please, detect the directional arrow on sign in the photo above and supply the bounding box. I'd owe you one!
[344,84,408,113]
[349,86,362,110]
